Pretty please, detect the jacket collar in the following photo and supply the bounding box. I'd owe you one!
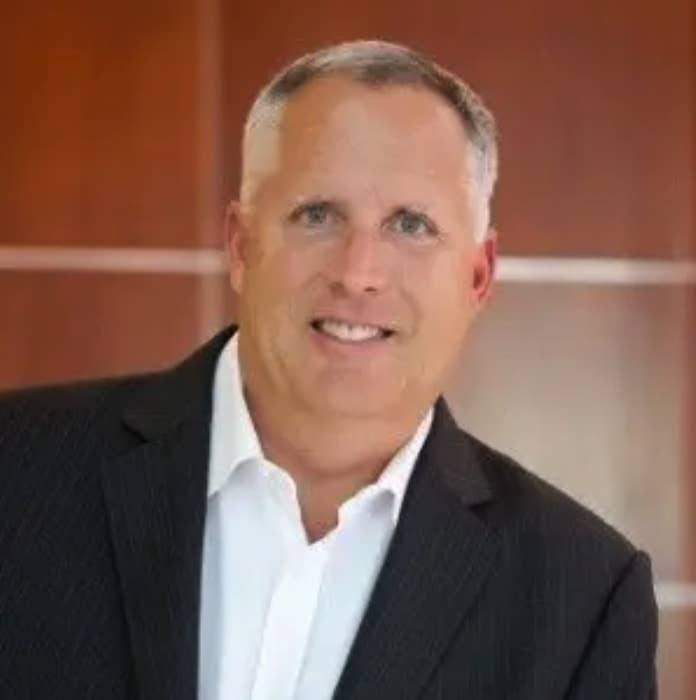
[121,325,235,440]
[121,324,492,506]
[101,326,233,700]
[102,325,498,700]
[333,398,499,699]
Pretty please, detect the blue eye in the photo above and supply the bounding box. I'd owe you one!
[390,209,435,237]
[294,202,332,227]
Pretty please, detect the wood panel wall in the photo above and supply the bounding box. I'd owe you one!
[2,1,694,696]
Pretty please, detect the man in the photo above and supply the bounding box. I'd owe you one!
[0,41,657,699]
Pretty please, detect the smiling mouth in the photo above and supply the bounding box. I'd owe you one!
[310,318,396,343]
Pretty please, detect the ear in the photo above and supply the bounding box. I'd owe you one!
[224,200,248,294]
[471,228,497,308]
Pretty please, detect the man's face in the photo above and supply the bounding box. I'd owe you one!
[227,76,495,420]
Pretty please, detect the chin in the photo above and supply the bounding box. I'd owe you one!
[303,379,407,420]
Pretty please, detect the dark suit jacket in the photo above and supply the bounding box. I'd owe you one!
[0,327,657,699]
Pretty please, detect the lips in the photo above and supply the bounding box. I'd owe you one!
[310,317,396,342]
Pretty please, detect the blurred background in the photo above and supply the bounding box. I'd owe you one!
[1,1,694,696]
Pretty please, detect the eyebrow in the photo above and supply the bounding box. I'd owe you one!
[290,196,348,213]
[393,201,435,216]
[292,195,346,207]
[292,195,435,212]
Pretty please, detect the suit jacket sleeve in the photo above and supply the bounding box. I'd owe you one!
[565,550,658,699]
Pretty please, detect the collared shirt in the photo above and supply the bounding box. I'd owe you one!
[198,333,433,700]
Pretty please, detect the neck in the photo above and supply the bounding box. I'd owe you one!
[242,386,423,541]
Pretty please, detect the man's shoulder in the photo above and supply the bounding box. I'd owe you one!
[0,371,153,420]
[0,371,161,469]
[460,428,639,571]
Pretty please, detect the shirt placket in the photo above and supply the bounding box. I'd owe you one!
[250,466,333,700]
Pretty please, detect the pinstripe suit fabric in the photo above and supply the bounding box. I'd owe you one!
[0,327,657,699]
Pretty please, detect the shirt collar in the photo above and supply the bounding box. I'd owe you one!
[207,333,263,497]
[373,406,432,523]
[207,332,433,523]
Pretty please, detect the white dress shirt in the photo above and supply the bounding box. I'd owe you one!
[198,334,433,700]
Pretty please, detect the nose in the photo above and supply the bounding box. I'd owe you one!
[326,228,390,297]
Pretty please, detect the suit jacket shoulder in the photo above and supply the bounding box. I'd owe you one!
[464,429,638,574]
[0,330,230,700]
[0,372,155,491]
[0,329,657,700]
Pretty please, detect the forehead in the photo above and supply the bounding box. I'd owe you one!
[250,76,476,200]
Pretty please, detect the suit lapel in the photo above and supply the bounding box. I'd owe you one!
[100,328,234,700]
[100,326,499,700]
[333,400,501,700]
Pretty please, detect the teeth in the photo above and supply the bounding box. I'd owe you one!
[317,319,383,342]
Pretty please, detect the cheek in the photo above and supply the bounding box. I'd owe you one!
[270,236,339,294]
[411,261,475,338]
[278,249,317,288]
[411,250,471,304]
[239,254,286,330]
[244,245,322,326]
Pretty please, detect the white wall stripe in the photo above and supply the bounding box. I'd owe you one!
[655,582,696,610]
[0,246,225,274]
[499,256,696,285]
[1,246,696,285]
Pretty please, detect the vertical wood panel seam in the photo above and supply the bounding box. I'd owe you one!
[195,0,226,339]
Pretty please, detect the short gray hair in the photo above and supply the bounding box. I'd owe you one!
[242,40,499,238]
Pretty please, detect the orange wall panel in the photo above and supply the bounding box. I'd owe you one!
[221,0,694,257]
[0,271,210,388]
[1,1,205,247]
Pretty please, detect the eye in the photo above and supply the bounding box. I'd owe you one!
[290,201,334,228]
[389,209,436,238]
